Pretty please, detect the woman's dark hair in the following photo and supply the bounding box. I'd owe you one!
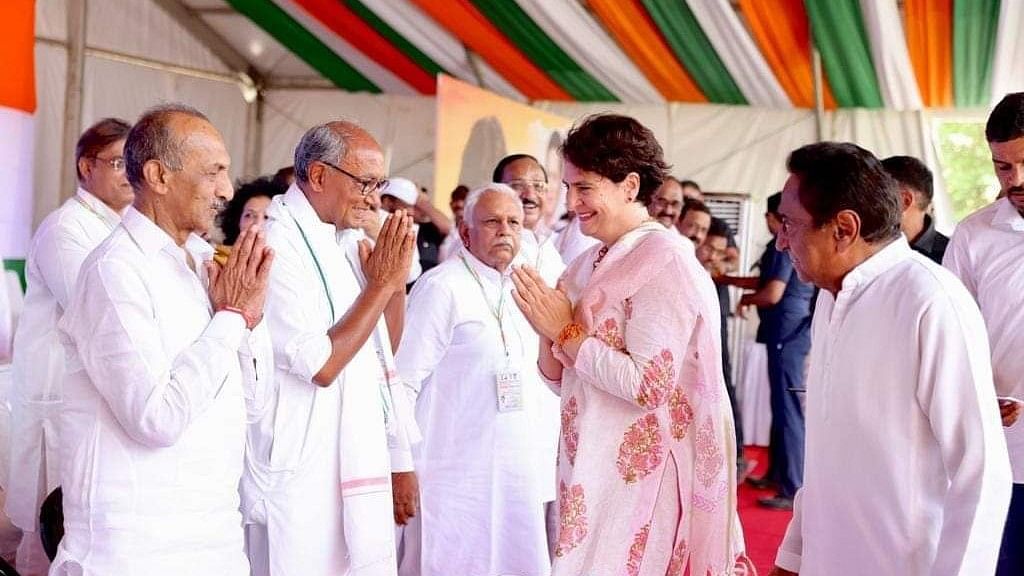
[220,176,285,245]
[786,142,901,244]
[560,114,670,205]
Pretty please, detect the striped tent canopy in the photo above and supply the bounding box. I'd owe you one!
[185,0,1021,109]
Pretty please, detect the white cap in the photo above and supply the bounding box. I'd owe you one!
[385,177,419,206]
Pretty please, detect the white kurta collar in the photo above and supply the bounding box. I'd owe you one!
[75,187,122,228]
[839,236,910,294]
[459,246,513,284]
[121,207,213,266]
[991,197,1024,232]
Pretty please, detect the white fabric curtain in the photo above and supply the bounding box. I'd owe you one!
[259,90,436,190]
[858,0,923,111]
[359,0,525,102]
[989,0,1024,104]
[32,0,251,228]
[514,0,663,104]
[685,0,791,108]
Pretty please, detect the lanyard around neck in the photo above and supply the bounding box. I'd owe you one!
[73,195,116,231]
[460,255,511,357]
[285,203,336,321]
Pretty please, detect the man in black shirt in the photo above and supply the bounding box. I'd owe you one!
[882,155,949,264]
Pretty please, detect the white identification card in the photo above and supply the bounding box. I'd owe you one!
[496,368,524,412]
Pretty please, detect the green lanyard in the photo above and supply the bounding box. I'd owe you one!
[73,195,116,231]
[460,255,510,358]
[285,203,336,321]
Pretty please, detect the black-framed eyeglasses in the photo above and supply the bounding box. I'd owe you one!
[319,160,388,196]
[92,156,126,172]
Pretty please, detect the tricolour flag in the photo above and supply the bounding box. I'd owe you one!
[0,0,36,264]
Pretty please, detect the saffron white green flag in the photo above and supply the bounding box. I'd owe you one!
[0,0,36,262]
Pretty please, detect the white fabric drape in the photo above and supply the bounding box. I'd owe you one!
[259,90,436,188]
[858,0,924,111]
[359,0,525,102]
[685,0,791,108]
[514,0,663,103]
[989,0,1024,104]
[275,0,416,95]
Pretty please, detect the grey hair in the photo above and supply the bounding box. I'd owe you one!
[462,183,523,229]
[124,103,209,190]
[294,122,356,184]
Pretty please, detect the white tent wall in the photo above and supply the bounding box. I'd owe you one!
[259,90,436,189]
[32,0,251,228]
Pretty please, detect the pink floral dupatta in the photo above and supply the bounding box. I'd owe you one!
[552,223,747,576]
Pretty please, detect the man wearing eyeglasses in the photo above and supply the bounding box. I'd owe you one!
[242,121,419,576]
[494,154,565,277]
[6,118,131,576]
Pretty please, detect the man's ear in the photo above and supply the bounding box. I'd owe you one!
[458,221,471,248]
[141,159,170,196]
[77,157,92,183]
[899,187,915,213]
[833,210,861,251]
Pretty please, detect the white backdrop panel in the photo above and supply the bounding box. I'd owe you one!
[259,90,436,190]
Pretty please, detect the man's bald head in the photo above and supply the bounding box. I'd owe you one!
[294,121,381,186]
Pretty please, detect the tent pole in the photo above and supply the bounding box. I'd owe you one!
[812,46,825,142]
[59,0,87,202]
[243,91,265,178]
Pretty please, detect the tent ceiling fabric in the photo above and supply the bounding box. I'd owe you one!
[181,0,1013,108]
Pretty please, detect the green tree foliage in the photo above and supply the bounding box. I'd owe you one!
[934,121,999,221]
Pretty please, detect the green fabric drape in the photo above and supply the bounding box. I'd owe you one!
[343,0,448,78]
[227,0,380,92]
[804,0,883,108]
[641,0,746,104]
[953,0,1000,107]
[469,0,617,101]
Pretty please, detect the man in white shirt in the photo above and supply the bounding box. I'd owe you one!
[6,117,131,575]
[396,184,554,576]
[943,92,1024,576]
[768,142,1011,575]
[54,104,274,575]
[494,154,565,280]
[241,121,416,576]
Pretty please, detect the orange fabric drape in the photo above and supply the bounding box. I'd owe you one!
[904,0,953,108]
[587,0,706,102]
[410,0,571,100]
[0,0,36,113]
[738,0,836,109]
[295,0,437,94]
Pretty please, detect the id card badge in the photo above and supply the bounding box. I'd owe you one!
[495,367,524,412]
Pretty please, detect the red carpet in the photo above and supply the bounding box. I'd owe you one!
[738,446,792,575]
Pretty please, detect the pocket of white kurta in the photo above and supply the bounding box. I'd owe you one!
[268,380,317,471]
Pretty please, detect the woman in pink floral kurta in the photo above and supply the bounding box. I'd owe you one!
[513,114,745,576]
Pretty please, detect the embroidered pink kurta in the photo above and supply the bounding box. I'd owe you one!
[548,223,744,576]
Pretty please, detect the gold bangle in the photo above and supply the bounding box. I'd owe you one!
[556,322,585,347]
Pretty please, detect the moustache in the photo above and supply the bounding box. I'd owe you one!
[1008,186,1024,195]
[521,199,539,209]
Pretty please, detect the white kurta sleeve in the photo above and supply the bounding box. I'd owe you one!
[916,298,1012,575]
[239,321,275,423]
[775,489,804,572]
[264,238,333,383]
[395,275,455,402]
[67,257,248,448]
[942,228,977,297]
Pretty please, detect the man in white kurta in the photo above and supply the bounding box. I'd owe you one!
[396,185,555,576]
[6,118,132,575]
[53,105,274,575]
[942,91,1024,575]
[241,122,415,576]
[771,142,1011,576]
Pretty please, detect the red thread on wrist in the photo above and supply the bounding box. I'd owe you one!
[218,305,261,330]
